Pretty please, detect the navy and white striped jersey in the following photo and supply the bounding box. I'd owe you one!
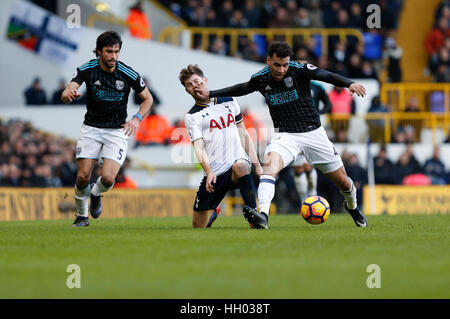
[71,59,146,129]
[210,62,353,133]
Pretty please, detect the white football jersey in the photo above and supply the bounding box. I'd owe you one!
[185,97,248,176]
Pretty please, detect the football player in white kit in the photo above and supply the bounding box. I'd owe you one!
[180,64,264,228]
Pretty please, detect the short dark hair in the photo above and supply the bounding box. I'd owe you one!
[179,64,205,87]
[268,41,293,58]
[93,31,122,56]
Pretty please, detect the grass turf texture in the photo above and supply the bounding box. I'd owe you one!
[0,214,448,299]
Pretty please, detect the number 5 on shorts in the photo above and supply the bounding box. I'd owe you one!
[117,148,123,160]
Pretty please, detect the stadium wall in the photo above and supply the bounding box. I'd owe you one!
[0,187,196,221]
[363,186,450,215]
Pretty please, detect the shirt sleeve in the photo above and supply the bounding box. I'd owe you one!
[130,74,146,94]
[184,114,203,142]
[70,68,86,85]
[294,63,354,88]
[232,98,243,124]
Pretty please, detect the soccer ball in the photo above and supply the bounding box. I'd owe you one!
[300,196,330,225]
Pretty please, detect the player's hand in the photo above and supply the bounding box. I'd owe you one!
[122,117,140,136]
[62,89,81,103]
[206,172,217,193]
[197,87,210,99]
[349,83,366,97]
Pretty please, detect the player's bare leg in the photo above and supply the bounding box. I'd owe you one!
[90,158,121,219]
[325,166,368,227]
[193,210,214,228]
[73,158,96,227]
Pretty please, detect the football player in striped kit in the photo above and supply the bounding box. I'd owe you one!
[180,64,265,228]
[62,31,153,227]
[203,41,369,229]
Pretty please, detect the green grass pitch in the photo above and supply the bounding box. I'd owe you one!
[0,214,448,299]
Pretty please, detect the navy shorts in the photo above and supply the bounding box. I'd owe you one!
[193,166,239,212]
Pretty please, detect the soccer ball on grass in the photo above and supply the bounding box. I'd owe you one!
[300,196,330,225]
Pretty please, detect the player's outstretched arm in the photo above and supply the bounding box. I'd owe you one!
[209,81,255,98]
[193,139,216,193]
[237,121,263,176]
[61,82,81,103]
[123,87,153,136]
[308,67,366,97]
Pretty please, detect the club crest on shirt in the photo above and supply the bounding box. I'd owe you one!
[115,80,124,90]
[76,146,81,155]
[284,77,293,88]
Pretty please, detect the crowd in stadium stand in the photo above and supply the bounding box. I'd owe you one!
[424,0,450,82]
[0,119,138,188]
[161,0,404,83]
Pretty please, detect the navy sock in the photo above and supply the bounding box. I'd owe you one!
[238,174,257,209]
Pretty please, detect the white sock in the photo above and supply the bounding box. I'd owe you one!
[307,168,317,196]
[295,173,308,203]
[258,175,276,216]
[74,184,90,217]
[340,177,357,209]
[91,176,114,196]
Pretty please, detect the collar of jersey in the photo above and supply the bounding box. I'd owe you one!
[195,97,217,107]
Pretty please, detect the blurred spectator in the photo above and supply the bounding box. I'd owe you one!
[242,0,260,28]
[360,60,378,80]
[402,173,432,185]
[323,0,340,28]
[329,86,355,142]
[229,10,249,28]
[115,158,138,189]
[241,39,265,62]
[169,119,191,144]
[344,153,366,208]
[424,17,450,56]
[133,78,161,106]
[347,53,364,78]
[349,2,364,29]
[135,108,171,147]
[367,95,390,143]
[127,1,153,40]
[51,79,66,104]
[423,146,447,184]
[374,146,395,184]
[294,7,311,28]
[268,7,292,29]
[308,0,324,28]
[210,37,228,55]
[384,37,403,82]
[310,81,332,114]
[58,152,77,186]
[429,47,450,74]
[24,77,47,105]
[218,0,234,27]
[394,150,422,184]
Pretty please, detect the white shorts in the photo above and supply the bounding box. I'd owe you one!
[264,126,343,174]
[76,124,128,166]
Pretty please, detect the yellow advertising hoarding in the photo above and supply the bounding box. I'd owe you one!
[0,188,196,221]
[363,185,450,215]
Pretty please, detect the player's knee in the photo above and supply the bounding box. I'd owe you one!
[101,175,115,187]
[76,174,90,188]
[232,161,250,178]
